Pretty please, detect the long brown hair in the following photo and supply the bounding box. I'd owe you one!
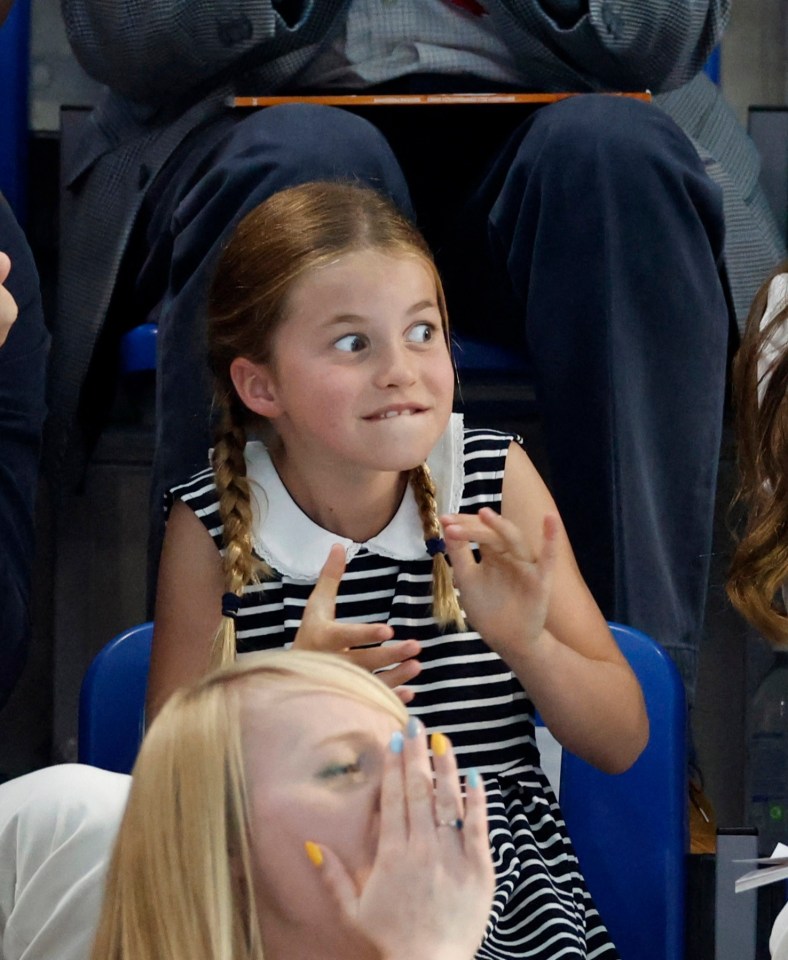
[207,182,464,666]
[727,261,788,644]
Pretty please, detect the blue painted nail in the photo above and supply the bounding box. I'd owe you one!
[406,716,420,739]
[467,768,480,788]
[390,731,404,754]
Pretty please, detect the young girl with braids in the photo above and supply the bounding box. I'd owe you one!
[151,180,647,960]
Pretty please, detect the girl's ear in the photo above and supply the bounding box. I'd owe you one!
[230,357,283,419]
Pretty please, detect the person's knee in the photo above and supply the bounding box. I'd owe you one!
[517,94,696,177]
[224,104,409,200]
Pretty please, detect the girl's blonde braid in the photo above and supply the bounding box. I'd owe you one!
[211,401,273,667]
[410,464,465,630]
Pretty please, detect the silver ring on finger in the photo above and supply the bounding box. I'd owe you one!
[435,817,464,830]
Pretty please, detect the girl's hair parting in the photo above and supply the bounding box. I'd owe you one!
[90,649,408,960]
[727,260,788,645]
[207,181,464,665]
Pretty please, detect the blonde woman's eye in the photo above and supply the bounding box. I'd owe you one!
[318,760,363,780]
[334,334,367,353]
[407,322,435,343]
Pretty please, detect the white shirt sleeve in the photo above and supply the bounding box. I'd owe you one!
[0,764,130,960]
[772,900,788,959]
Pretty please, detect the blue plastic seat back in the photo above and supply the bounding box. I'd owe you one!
[0,0,31,220]
[560,622,688,960]
[78,622,153,774]
[120,322,158,374]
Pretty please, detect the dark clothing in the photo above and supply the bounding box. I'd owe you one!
[0,196,48,709]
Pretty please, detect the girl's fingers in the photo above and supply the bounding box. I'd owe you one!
[0,252,11,285]
[341,623,402,649]
[442,511,521,556]
[444,508,558,567]
[442,536,477,581]
[394,685,416,705]
[303,544,347,619]
[368,656,422,689]
[538,514,560,578]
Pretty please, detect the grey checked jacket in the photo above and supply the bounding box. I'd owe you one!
[49,0,784,482]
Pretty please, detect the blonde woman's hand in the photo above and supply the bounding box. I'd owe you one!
[0,252,18,348]
[294,544,422,702]
[440,508,558,659]
[314,722,494,960]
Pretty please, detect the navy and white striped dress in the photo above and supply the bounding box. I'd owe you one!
[170,414,618,960]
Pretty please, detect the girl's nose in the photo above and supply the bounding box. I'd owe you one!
[374,343,417,388]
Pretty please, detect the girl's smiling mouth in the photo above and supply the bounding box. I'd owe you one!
[364,404,426,420]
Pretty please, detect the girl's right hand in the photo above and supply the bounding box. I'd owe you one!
[294,545,422,703]
[313,723,495,960]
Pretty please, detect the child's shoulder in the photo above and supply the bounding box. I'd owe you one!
[462,425,523,457]
[165,462,219,519]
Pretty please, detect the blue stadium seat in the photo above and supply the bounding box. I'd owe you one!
[78,622,153,775]
[558,623,688,960]
[120,321,158,374]
[0,0,31,220]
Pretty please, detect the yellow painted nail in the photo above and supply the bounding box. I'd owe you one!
[431,731,449,757]
[305,841,323,868]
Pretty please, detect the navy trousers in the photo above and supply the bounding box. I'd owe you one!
[137,93,728,703]
[0,196,48,710]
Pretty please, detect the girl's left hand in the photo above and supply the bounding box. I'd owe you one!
[440,507,558,658]
[312,724,494,960]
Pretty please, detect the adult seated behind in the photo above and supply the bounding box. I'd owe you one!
[0,210,48,709]
[0,0,49,711]
[51,1,784,720]
[0,650,494,960]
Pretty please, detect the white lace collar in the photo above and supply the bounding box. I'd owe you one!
[243,413,465,581]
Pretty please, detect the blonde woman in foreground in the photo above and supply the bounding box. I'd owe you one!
[90,648,494,960]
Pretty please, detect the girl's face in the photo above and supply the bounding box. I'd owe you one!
[241,688,400,952]
[235,248,455,480]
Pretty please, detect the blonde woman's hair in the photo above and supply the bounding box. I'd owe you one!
[207,181,464,666]
[728,260,788,645]
[90,649,408,960]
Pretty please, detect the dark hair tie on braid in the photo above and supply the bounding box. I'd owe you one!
[221,592,241,619]
[425,537,446,557]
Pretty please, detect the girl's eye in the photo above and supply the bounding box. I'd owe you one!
[407,322,435,344]
[318,760,363,780]
[334,334,367,353]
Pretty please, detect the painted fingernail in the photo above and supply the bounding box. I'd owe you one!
[406,716,421,739]
[390,730,404,754]
[305,841,323,868]
[466,768,480,789]
[431,731,448,757]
